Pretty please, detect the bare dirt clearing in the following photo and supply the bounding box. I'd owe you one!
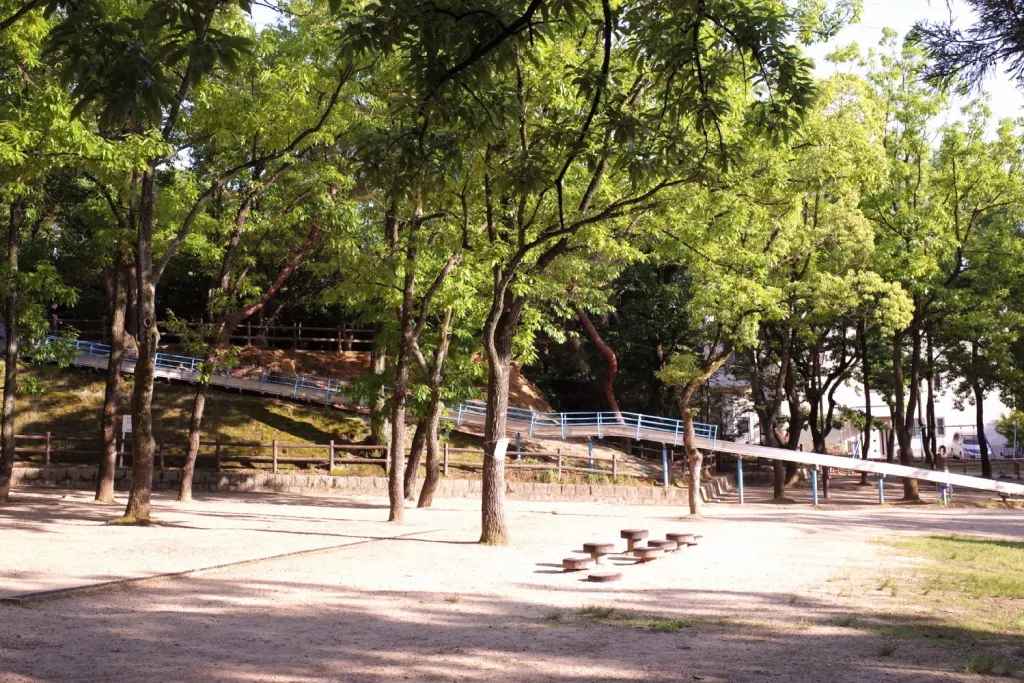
[1,487,1022,682]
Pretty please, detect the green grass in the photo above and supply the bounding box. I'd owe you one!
[577,605,616,620]
[648,619,696,633]
[964,653,1018,677]
[892,535,1024,600]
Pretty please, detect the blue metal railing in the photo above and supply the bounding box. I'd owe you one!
[45,336,720,447]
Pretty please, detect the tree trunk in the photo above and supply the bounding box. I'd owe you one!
[179,376,210,502]
[123,169,159,523]
[125,262,138,337]
[891,327,920,501]
[974,381,992,479]
[369,334,391,447]
[576,307,621,415]
[387,241,419,524]
[417,390,445,508]
[404,418,427,501]
[480,289,522,545]
[682,408,702,515]
[96,258,127,503]
[859,320,871,486]
[0,196,24,505]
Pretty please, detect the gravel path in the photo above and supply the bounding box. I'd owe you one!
[1,486,1021,682]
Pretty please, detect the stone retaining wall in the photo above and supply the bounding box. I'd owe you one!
[12,464,735,506]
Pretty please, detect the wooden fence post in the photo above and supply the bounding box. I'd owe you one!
[557,448,562,482]
[292,322,298,349]
[157,440,164,470]
[612,451,617,481]
[246,321,252,347]
[329,439,335,471]
[443,443,449,477]
[336,326,343,353]
[272,439,278,473]
[215,439,222,473]
[44,431,51,466]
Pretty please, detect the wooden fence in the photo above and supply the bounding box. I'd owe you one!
[13,434,651,483]
[50,317,375,352]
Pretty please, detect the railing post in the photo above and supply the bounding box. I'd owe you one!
[612,451,617,481]
[529,412,536,437]
[215,439,222,473]
[636,414,642,440]
[662,443,669,488]
[557,448,562,482]
[877,474,885,504]
[247,321,252,347]
[190,357,196,374]
[588,437,594,469]
[811,465,819,506]
[516,432,522,460]
[560,414,565,440]
[736,456,744,504]
[597,413,603,439]
[292,376,300,398]
[443,443,449,477]
[44,431,51,466]
[272,439,278,474]
[329,439,335,472]
[259,370,266,394]
[457,404,464,426]
[674,420,680,446]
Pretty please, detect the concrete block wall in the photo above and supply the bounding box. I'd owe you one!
[12,464,734,506]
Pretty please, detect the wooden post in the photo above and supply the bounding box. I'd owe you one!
[557,448,562,482]
[612,451,617,481]
[443,443,449,477]
[329,439,335,471]
[44,431,50,466]
[215,439,222,473]
[246,321,252,347]
[292,322,298,349]
[157,440,164,470]
[272,439,278,473]
[337,326,343,353]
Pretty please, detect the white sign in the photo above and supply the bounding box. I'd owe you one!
[492,438,509,461]
[121,415,132,433]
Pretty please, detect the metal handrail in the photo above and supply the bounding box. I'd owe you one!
[44,336,720,446]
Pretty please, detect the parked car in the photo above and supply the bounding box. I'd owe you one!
[962,435,982,460]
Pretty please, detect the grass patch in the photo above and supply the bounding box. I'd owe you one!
[964,653,1018,677]
[648,619,696,633]
[891,535,1024,599]
[877,644,896,657]
[444,595,460,604]
[543,610,564,622]
[578,605,616,620]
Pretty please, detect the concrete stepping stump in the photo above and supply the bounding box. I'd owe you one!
[587,571,623,583]
[582,542,616,565]
[691,534,703,546]
[620,529,649,551]
[562,556,596,572]
[631,546,663,563]
[666,532,695,546]
[646,539,679,552]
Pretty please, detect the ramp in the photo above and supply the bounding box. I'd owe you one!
[23,337,1024,498]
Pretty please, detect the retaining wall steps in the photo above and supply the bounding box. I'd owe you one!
[12,465,735,506]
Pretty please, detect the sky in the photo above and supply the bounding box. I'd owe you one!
[807,0,1024,122]
[251,1,1024,122]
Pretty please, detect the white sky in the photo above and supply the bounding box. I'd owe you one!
[807,0,1024,122]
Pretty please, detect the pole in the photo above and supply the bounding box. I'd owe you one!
[588,438,594,469]
[877,474,885,504]
[272,439,278,474]
[443,443,449,477]
[157,440,164,471]
[736,456,744,505]
[215,439,222,474]
[44,431,50,466]
[662,443,669,488]
[612,451,617,481]
[329,439,335,472]
[557,448,562,482]
[940,486,948,505]
[516,432,522,460]
[811,465,819,506]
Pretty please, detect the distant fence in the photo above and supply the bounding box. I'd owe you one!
[13,434,658,483]
[50,317,375,352]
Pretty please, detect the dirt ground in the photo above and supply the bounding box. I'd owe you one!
[1,482,1022,682]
